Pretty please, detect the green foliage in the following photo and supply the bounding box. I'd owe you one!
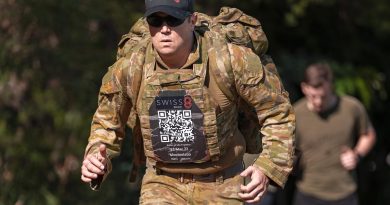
[0,0,143,204]
[0,0,389,204]
[332,63,386,108]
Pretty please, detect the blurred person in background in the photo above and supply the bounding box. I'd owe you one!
[293,62,376,205]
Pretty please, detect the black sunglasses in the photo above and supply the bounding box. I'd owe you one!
[146,15,187,27]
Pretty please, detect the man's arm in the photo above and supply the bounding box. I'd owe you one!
[229,44,295,202]
[354,126,376,157]
[231,45,295,186]
[341,126,376,170]
[81,58,132,190]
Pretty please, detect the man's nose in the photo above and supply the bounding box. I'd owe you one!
[160,24,170,33]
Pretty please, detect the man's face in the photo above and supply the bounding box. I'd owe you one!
[301,81,333,113]
[148,12,195,58]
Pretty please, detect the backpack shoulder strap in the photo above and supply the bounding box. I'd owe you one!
[121,37,150,108]
[204,32,263,154]
[119,38,149,183]
[204,31,237,102]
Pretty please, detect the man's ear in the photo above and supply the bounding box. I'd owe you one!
[301,82,308,95]
[190,13,197,28]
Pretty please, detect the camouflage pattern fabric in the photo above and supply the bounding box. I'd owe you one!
[85,39,148,188]
[113,7,272,182]
[208,7,268,56]
[139,168,244,205]
[136,38,228,164]
[85,32,294,188]
[85,7,295,191]
[117,7,268,59]
[223,43,295,186]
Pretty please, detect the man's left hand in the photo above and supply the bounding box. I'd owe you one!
[238,165,269,204]
[340,146,359,170]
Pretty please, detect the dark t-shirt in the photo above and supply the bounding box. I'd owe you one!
[294,95,370,200]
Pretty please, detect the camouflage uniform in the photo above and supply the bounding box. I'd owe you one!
[85,30,295,203]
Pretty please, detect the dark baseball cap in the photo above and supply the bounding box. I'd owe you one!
[144,0,194,20]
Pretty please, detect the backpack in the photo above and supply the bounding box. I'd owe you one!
[116,7,278,182]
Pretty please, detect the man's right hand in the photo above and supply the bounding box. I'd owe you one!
[81,144,108,183]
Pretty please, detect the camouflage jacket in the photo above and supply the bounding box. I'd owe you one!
[85,32,295,189]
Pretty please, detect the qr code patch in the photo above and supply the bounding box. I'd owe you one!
[158,110,194,143]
